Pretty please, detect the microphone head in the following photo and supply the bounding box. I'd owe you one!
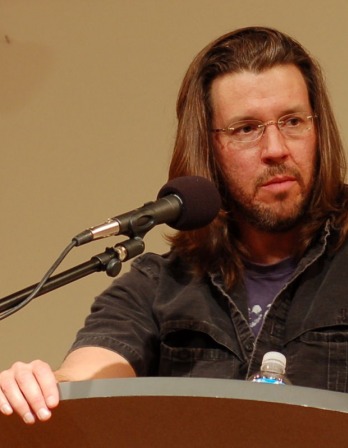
[157,176,221,230]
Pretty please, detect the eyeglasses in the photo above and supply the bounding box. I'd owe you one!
[211,112,316,148]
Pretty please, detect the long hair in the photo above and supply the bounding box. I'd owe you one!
[167,26,348,288]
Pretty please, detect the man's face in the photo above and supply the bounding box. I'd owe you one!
[211,64,317,232]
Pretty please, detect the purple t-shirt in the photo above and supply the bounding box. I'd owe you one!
[243,257,296,336]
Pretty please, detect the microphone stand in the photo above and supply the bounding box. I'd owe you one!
[0,236,145,315]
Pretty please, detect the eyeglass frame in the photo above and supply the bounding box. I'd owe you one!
[210,112,317,146]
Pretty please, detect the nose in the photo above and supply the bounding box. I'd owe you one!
[259,122,290,163]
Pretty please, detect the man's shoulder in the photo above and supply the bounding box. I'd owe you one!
[131,251,188,279]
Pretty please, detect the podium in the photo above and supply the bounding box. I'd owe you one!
[1,377,348,447]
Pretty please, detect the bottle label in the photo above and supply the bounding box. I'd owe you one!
[252,377,286,385]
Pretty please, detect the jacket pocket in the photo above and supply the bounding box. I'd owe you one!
[285,326,348,392]
[158,320,244,378]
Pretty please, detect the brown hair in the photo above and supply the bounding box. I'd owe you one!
[167,26,347,288]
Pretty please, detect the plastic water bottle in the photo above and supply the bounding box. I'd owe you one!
[248,351,291,385]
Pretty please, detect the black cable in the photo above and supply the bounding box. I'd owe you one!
[0,240,77,320]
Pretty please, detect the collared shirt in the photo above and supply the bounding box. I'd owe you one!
[70,221,348,392]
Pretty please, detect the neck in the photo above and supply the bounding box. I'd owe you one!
[238,221,300,265]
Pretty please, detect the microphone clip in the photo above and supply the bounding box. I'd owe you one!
[92,236,146,278]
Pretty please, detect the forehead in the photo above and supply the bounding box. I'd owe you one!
[210,64,311,122]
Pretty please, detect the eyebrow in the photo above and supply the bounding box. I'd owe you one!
[224,108,310,125]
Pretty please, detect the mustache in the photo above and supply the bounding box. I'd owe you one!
[254,165,304,190]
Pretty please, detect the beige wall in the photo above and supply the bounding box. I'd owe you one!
[0,0,347,370]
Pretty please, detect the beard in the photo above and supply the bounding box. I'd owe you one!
[228,165,314,233]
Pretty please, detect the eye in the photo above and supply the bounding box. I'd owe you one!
[229,121,260,136]
[281,114,305,128]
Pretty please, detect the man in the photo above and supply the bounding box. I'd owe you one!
[1,26,348,424]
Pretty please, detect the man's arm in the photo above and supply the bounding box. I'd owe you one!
[0,347,135,424]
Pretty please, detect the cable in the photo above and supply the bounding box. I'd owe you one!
[0,240,77,320]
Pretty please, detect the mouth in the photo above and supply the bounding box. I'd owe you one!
[261,176,297,192]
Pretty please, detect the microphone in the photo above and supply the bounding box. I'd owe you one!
[73,176,221,246]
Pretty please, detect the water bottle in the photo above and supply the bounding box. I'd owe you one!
[248,351,291,385]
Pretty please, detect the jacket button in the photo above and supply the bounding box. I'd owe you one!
[245,342,254,352]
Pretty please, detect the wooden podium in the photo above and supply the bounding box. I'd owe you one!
[1,377,348,447]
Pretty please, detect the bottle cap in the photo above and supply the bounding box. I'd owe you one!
[261,351,286,373]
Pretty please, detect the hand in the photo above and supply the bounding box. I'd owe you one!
[0,360,59,424]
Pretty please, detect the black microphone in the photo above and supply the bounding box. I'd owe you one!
[73,176,221,246]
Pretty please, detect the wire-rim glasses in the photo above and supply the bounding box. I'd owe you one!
[211,112,316,148]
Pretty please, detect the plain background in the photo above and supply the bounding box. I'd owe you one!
[0,1,347,371]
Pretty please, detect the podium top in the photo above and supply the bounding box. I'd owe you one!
[59,377,348,414]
